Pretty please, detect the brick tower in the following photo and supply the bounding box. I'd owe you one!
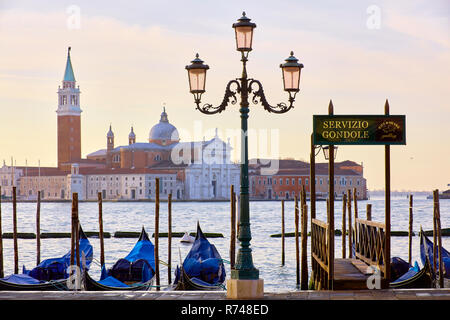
[56,47,82,169]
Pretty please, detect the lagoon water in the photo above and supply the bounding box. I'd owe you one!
[0,196,448,291]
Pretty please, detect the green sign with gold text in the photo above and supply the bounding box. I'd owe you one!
[313,115,406,145]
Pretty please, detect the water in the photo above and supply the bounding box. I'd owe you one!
[0,196,448,292]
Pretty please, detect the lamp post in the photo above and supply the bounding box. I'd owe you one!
[186,12,304,297]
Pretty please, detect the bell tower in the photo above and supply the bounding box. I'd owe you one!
[56,47,82,169]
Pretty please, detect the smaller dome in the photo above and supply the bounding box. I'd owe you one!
[107,125,114,137]
[149,108,179,144]
[129,126,136,139]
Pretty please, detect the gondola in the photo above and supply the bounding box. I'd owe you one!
[390,229,434,289]
[83,226,155,291]
[419,227,450,279]
[173,222,226,291]
[0,226,93,291]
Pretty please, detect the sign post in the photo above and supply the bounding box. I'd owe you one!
[312,99,405,288]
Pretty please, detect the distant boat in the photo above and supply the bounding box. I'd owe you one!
[180,232,195,243]
[427,189,450,199]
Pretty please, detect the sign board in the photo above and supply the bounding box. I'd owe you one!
[313,115,406,145]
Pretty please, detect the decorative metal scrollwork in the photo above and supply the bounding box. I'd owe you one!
[195,80,241,115]
[249,79,296,114]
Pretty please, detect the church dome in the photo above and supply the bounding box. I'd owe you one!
[149,108,179,144]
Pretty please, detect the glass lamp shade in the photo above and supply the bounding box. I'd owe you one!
[232,12,256,52]
[280,51,304,92]
[322,146,338,160]
[185,54,209,93]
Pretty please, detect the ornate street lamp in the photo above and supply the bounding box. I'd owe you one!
[185,12,304,287]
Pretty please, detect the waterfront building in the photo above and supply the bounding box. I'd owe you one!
[249,159,368,200]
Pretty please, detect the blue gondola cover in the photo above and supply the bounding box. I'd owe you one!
[23,227,93,281]
[174,223,226,287]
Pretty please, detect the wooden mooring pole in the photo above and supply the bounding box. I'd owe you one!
[300,186,308,290]
[347,189,352,258]
[0,186,3,278]
[384,99,392,284]
[434,189,444,288]
[75,198,80,270]
[433,191,437,274]
[281,199,285,266]
[294,196,300,288]
[13,186,18,274]
[168,193,172,285]
[366,204,372,221]
[230,185,236,269]
[70,192,78,266]
[408,194,413,265]
[155,178,160,291]
[353,187,358,256]
[70,193,78,267]
[98,192,105,267]
[327,100,335,290]
[36,191,41,265]
[310,133,316,220]
[342,194,347,259]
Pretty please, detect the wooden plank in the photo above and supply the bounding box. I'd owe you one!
[350,259,372,275]
[356,218,385,229]
[312,253,329,273]
[312,219,328,229]
[333,259,371,290]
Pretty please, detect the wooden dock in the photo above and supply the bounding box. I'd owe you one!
[333,259,373,290]
[0,289,448,300]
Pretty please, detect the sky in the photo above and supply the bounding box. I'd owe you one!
[0,0,448,191]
